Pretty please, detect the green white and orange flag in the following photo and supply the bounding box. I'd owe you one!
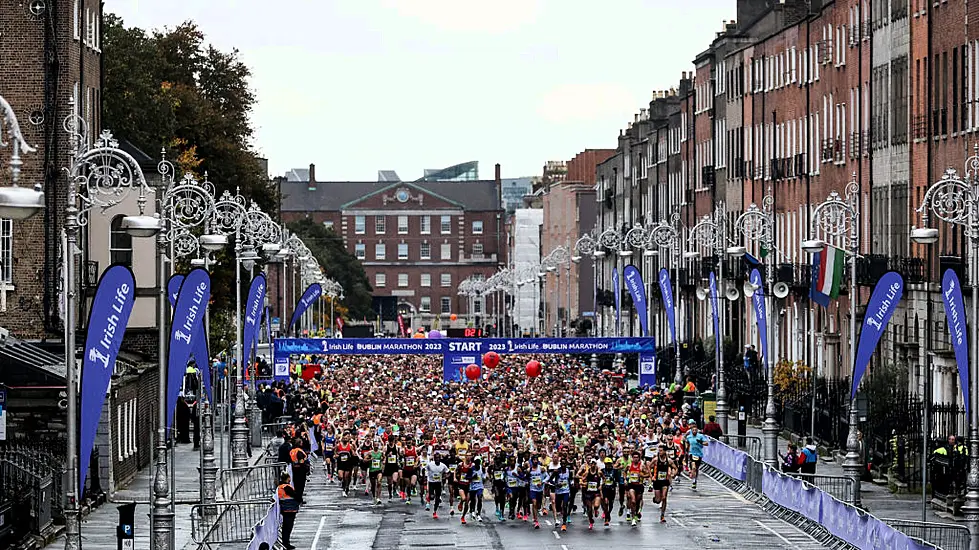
[810,243,845,307]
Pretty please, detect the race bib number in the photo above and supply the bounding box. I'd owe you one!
[628,472,639,483]
[692,456,701,462]
[531,474,542,486]
[507,477,518,487]
[431,472,442,483]
[339,452,349,460]
[387,456,397,463]
[372,459,381,469]
[494,471,504,481]
[324,444,334,451]
[604,477,614,486]
[559,480,569,491]
[405,457,415,466]
[449,464,457,473]
[587,481,598,492]
[457,449,467,456]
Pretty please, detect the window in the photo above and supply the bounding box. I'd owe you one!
[398,215,409,234]
[354,215,366,234]
[375,273,386,287]
[474,298,482,314]
[73,0,80,40]
[110,215,133,266]
[472,220,483,234]
[398,273,409,287]
[355,243,366,259]
[440,243,452,260]
[441,273,452,287]
[375,216,386,234]
[0,219,10,283]
[420,242,431,260]
[441,297,452,314]
[441,215,452,234]
[472,242,483,256]
[322,220,334,231]
[375,243,386,260]
[420,297,431,312]
[420,216,431,234]
[398,243,409,260]
[420,273,432,287]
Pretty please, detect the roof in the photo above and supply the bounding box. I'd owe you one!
[418,161,478,181]
[0,337,66,382]
[285,168,310,182]
[281,179,502,212]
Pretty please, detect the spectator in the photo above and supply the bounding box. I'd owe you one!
[800,437,818,474]
[703,415,723,439]
[779,442,801,473]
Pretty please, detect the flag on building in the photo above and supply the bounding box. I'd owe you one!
[811,243,845,307]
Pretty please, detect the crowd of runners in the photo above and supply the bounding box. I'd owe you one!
[268,353,713,547]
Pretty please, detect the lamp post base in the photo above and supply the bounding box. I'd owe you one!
[151,445,174,550]
[842,403,863,507]
[962,428,979,550]
[249,404,263,448]
[230,391,249,468]
[63,508,80,550]
[201,400,218,513]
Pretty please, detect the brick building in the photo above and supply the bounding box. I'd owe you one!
[540,181,596,335]
[0,0,102,340]
[279,164,507,334]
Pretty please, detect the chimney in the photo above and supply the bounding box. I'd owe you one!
[495,163,501,184]
[308,163,316,191]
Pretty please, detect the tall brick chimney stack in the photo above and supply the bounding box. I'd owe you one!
[308,163,316,191]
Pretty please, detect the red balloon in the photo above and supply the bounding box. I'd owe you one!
[465,364,481,381]
[526,360,542,378]
[482,351,500,369]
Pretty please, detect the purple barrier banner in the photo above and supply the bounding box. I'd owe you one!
[942,269,970,415]
[247,500,280,550]
[762,468,822,523]
[658,268,677,347]
[702,438,747,481]
[623,265,648,336]
[79,265,136,492]
[167,274,212,402]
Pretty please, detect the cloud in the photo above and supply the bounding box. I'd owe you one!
[536,83,640,124]
[378,0,543,33]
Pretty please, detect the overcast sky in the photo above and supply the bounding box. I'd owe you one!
[108,0,735,181]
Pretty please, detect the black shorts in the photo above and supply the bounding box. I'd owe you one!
[602,486,616,500]
[360,459,372,470]
[383,463,400,477]
[582,491,599,502]
[653,480,670,491]
[428,482,443,498]
[337,458,354,471]
[628,483,644,497]
[403,467,417,478]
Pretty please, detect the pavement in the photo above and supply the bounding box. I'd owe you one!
[742,424,951,524]
[223,463,834,550]
[42,436,264,550]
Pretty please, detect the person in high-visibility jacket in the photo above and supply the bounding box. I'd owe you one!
[277,472,302,550]
[289,440,309,497]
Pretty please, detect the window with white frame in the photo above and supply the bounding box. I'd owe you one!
[420,216,431,234]
[110,215,133,266]
[376,273,386,287]
[420,242,431,260]
[1,219,10,283]
[421,273,431,287]
[354,215,366,234]
[398,243,409,260]
[471,220,483,234]
[375,243,386,260]
[440,215,452,234]
[355,243,366,259]
[440,297,452,314]
[441,273,451,287]
[440,242,451,260]
[420,296,431,312]
[375,216,386,234]
[73,0,80,39]
[472,241,483,256]
[398,215,408,234]
[398,273,409,287]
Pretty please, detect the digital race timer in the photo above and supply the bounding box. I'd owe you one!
[446,328,484,338]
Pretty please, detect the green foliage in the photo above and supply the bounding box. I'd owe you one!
[287,218,374,320]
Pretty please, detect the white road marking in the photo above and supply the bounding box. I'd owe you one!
[754,519,794,546]
[545,519,552,526]
[310,515,327,550]
[671,516,686,527]
[552,530,561,539]
[562,545,569,550]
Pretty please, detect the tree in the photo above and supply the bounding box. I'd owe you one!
[287,218,374,320]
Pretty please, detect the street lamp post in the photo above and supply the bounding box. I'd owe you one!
[689,201,730,435]
[803,175,861,507]
[912,154,979,548]
[647,212,684,385]
[729,190,778,468]
[62,112,161,550]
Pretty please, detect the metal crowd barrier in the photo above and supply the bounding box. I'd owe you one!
[261,422,287,442]
[220,462,285,501]
[726,434,763,460]
[0,459,53,534]
[787,472,856,505]
[882,519,970,550]
[191,499,272,548]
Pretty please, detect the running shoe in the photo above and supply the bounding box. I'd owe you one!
[631,518,637,527]
[604,520,610,528]
[460,517,467,525]
[495,510,502,521]
[691,481,697,490]
[625,513,632,521]
[433,512,438,519]
[560,524,567,532]
[534,521,540,529]
[450,510,455,516]
[425,503,430,511]
[475,514,482,523]
[406,498,411,505]
[588,522,594,530]
[660,515,666,523]
[618,508,623,517]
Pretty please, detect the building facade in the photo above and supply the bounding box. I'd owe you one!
[279,164,507,334]
[541,181,596,336]
[509,208,543,335]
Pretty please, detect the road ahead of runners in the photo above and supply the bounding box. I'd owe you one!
[211,467,831,550]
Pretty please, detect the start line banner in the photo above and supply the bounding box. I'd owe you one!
[273,337,656,363]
